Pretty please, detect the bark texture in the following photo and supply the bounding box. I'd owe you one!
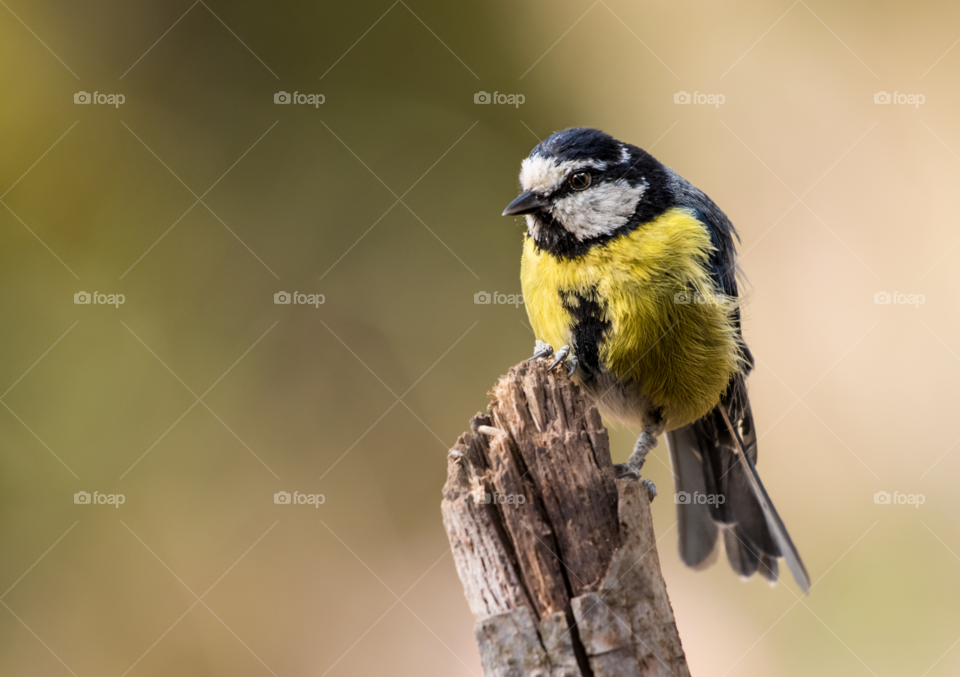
[441,359,691,677]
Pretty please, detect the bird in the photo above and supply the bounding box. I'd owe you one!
[502,127,810,592]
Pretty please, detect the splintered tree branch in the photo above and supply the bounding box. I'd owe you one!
[442,359,691,677]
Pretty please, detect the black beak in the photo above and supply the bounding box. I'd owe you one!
[502,191,547,216]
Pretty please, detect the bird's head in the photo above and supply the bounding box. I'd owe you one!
[503,127,670,257]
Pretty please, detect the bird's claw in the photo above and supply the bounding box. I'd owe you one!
[529,341,578,376]
[546,345,570,371]
[641,478,657,501]
[548,346,579,377]
[528,340,554,361]
[613,465,657,500]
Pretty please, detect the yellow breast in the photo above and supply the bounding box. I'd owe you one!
[520,207,744,430]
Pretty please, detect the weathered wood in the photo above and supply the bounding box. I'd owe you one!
[442,359,691,677]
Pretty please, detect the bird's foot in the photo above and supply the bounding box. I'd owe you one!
[528,340,554,361]
[613,463,641,480]
[546,345,570,372]
[528,341,578,377]
[614,429,659,500]
[641,478,657,501]
[612,464,657,500]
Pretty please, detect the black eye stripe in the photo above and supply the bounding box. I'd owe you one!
[549,167,621,199]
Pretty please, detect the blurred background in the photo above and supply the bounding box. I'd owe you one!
[1,0,959,674]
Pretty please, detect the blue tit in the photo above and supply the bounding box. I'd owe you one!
[503,127,809,592]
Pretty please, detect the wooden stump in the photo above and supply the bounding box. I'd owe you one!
[441,359,691,677]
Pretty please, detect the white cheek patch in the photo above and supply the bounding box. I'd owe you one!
[548,179,646,240]
[519,155,609,194]
[524,213,541,239]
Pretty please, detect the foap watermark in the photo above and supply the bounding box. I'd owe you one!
[474,91,525,108]
[74,490,125,507]
[474,291,524,307]
[274,291,325,307]
[75,291,125,308]
[874,291,924,307]
[874,91,924,108]
[274,490,325,507]
[674,91,725,108]
[274,91,325,107]
[874,490,924,507]
[74,91,125,107]
[675,490,725,505]
[674,290,725,306]
[475,489,525,505]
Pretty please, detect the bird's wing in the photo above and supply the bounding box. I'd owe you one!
[666,168,742,298]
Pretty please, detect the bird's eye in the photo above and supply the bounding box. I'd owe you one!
[569,172,591,190]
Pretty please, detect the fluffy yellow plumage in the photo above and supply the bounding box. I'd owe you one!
[521,206,744,430]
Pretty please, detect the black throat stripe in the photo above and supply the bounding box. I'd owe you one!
[561,289,610,379]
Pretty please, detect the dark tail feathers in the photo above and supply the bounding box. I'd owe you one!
[666,402,809,592]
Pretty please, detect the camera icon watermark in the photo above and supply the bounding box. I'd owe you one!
[274,291,324,307]
[474,91,525,108]
[74,91,125,107]
[874,490,924,507]
[674,290,723,306]
[74,490,125,507]
[274,490,325,507]
[274,91,324,107]
[474,291,523,307]
[874,91,924,108]
[674,490,725,505]
[874,291,924,307]
[74,291,125,308]
[674,91,724,108]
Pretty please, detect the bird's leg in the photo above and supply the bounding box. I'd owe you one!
[615,426,659,499]
[528,341,578,377]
